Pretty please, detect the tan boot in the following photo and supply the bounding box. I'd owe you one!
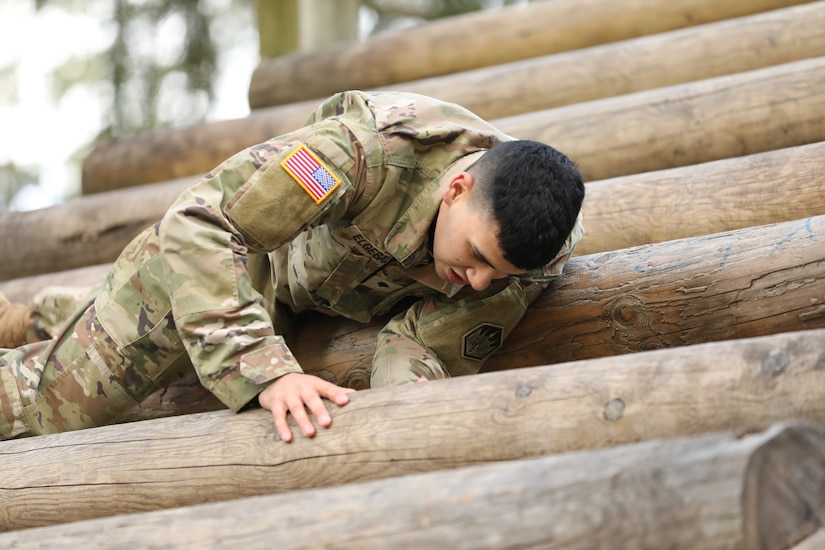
[0,292,35,349]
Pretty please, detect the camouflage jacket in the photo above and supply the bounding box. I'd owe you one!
[94,91,583,412]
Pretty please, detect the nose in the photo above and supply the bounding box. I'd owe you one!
[466,266,497,291]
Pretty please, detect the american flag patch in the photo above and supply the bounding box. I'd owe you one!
[280,145,341,204]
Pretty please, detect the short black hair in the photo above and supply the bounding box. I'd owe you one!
[468,140,584,271]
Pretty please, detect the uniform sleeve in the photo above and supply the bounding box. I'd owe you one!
[158,119,362,411]
[371,212,584,387]
[371,279,539,386]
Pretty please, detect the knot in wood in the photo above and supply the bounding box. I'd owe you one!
[604,294,649,336]
[342,366,371,390]
[603,398,625,422]
[515,383,533,398]
[761,349,790,377]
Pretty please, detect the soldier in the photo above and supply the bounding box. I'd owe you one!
[0,90,584,441]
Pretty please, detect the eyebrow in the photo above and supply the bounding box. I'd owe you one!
[472,244,495,269]
[473,244,529,277]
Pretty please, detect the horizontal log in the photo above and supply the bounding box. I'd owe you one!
[576,141,825,255]
[0,178,194,281]
[501,56,825,181]
[11,139,825,281]
[374,2,825,130]
[3,422,823,548]
[744,425,825,549]
[1,328,824,531]
[248,0,813,109]
[3,212,825,422]
[80,55,825,194]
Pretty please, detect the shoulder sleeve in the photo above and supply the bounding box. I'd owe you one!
[156,120,365,410]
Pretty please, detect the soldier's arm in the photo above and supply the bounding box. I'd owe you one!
[371,214,583,386]
[157,119,363,415]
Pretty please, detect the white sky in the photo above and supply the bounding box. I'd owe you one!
[0,0,258,212]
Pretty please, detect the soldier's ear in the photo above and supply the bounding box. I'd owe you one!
[443,172,474,205]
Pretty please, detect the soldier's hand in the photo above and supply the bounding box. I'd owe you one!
[258,373,354,443]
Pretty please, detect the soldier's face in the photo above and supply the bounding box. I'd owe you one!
[432,172,524,291]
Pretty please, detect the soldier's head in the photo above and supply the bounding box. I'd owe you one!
[432,140,584,291]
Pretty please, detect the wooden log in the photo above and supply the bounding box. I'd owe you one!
[80,55,825,193]
[2,212,825,422]
[370,2,825,131]
[501,56,825,182]
[12,140,825,282]
[1,328,824,531]
[576,141,825,256]
[744,425,825,549]
[2,422,823,548]
[248,0,813,109]
[791,529,825,550]
[0,178,194,282]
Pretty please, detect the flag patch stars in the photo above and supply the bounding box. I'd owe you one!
[281,145,341,204]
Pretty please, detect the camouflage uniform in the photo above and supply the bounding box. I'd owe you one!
[0,91,583,439]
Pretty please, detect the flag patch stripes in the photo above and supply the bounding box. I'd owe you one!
[280,145,341,203]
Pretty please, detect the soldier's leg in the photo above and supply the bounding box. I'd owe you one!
[0,297,188,439]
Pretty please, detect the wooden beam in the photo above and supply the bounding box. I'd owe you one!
[248,0,814,108]
[79,55,825,193]
[2,212,825,422]
[1,328,824,531]
[0,178,194,281]
[2,422,823,548]
[501,56,825,182]
[249,1,825,114]
[8,140,825,281]
[744,425,825,549]
[576,141,825,256]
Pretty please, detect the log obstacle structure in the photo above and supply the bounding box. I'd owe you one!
[5,140,823,283]
[2,421,824,548]
[248,0,814,108]
[78,55,825,193]
[82,5,825,193]
[2,3,825,546]
[2,213,822,424]
[1,328,824,532]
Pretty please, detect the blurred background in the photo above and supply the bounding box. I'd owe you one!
[0,0,529,212]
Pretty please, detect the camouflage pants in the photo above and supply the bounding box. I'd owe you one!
[0,287,189,439]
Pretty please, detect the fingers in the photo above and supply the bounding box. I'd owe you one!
[259,373,353,443]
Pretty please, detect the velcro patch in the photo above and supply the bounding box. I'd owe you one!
[462,323,504,361]
[280,145,341,204]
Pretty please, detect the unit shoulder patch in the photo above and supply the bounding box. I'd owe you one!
[280,145,341,204]
[462,323,504,361]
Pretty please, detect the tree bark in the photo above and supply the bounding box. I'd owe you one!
[2,422,823,548]
[1,328,824,531]
[9,139,825,281]
[79,55,825,193]
[248,0,813,108]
